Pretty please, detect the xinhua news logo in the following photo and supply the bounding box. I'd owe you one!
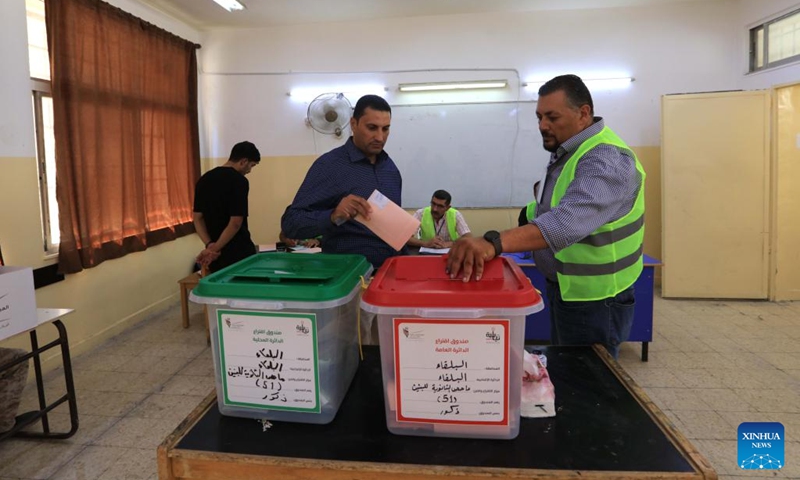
[738,422,784,470]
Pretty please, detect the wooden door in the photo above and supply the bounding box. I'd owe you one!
[661,91,770,298]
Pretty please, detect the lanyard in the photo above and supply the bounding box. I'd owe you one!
[435,219,445,237]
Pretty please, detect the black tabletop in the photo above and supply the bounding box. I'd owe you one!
[177,345,693,473]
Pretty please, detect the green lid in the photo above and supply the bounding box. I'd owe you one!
[192,253,371,302]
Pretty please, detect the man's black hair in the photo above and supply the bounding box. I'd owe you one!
[229,141,261,163]
[432,189,452,205]
[353,95,391,120]
[538,74,594,116]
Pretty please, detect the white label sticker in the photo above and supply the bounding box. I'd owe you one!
[393,319,509,425]
[218,310,319,413]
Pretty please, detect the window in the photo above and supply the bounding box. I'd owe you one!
[32,86,59,253]
[46,0,200,273]
[27,0,58,254]
[25,0,200,272]
[750,8,800,72]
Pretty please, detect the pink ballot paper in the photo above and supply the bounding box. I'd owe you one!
[355,190,420,251]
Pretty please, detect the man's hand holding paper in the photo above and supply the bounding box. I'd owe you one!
[355,190,420,251]
[331,194,372,226]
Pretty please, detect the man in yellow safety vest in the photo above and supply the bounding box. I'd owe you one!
[446,75,645,359]
[408,190,472,249]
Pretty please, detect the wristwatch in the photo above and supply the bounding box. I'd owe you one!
[483,230,503,257]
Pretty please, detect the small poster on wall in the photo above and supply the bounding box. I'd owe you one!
[393,318,509,425]
[217,309,320,413]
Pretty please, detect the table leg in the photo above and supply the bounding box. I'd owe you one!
[55,320,79,437]
[29,330,50,433]
[641,342,649,362]
[204,306,210,346]
[180,284,190,329]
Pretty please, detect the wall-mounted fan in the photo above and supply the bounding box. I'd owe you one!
[306,93,352,137]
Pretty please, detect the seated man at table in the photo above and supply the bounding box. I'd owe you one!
[407,190,471,249]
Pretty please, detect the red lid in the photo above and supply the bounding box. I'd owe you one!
[362,256,541,309]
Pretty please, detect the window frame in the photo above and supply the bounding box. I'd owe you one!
[28,0,59,256]
[31,78,59,255]
[750,8,800,73]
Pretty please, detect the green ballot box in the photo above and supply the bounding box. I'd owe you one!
[190,253,372,424]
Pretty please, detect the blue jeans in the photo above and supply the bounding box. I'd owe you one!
[546,280,635,359]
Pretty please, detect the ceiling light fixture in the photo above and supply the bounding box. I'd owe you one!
[211,0,245,12]
[398,80,508,92]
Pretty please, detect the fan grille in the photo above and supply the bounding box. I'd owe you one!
[307,93,352,136]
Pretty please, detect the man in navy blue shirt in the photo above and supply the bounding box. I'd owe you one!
[282,95,405,270]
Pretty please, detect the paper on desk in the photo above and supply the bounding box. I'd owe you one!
[355,190,420,251]
[291,246,322,254]
[419,247,450,255]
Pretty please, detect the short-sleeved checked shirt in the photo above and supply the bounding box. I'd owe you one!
[412,208,471,242]
[530,118,641,282]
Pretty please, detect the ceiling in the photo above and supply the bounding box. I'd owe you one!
[139,0,722,29]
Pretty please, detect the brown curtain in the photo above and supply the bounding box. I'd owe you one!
[46,0,201,274]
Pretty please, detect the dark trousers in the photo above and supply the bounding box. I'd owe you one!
[546,280,635,359]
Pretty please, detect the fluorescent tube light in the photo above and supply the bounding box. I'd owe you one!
[211,0,245,12]
[398,80,508,92]
[524,77,634,91]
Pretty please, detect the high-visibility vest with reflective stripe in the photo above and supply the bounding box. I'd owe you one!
[525,201,537,223]
[419,207,459,241]
[548,126,645,301]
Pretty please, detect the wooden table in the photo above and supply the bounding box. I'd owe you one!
[0,308,78,442]
[178,272,202,329]
[157,345,716,480]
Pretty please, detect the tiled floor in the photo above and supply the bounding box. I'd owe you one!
[1,293,799,479]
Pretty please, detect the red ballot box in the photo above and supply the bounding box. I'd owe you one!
[361,256,543,439]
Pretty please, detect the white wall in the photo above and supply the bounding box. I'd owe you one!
[739,0,800,89]
[0,0,35,159]
[106,0,202,45]
[199,0,741,160]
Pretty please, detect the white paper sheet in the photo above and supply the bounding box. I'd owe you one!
[291,247,322,254]
[419,247,450,255]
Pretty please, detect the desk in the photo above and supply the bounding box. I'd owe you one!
[507,253,661,362]
[157,345,715,480]
[178,272,202,329]
[0,308,78,442]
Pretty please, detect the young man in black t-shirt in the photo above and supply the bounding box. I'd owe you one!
[193,141,260,272]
